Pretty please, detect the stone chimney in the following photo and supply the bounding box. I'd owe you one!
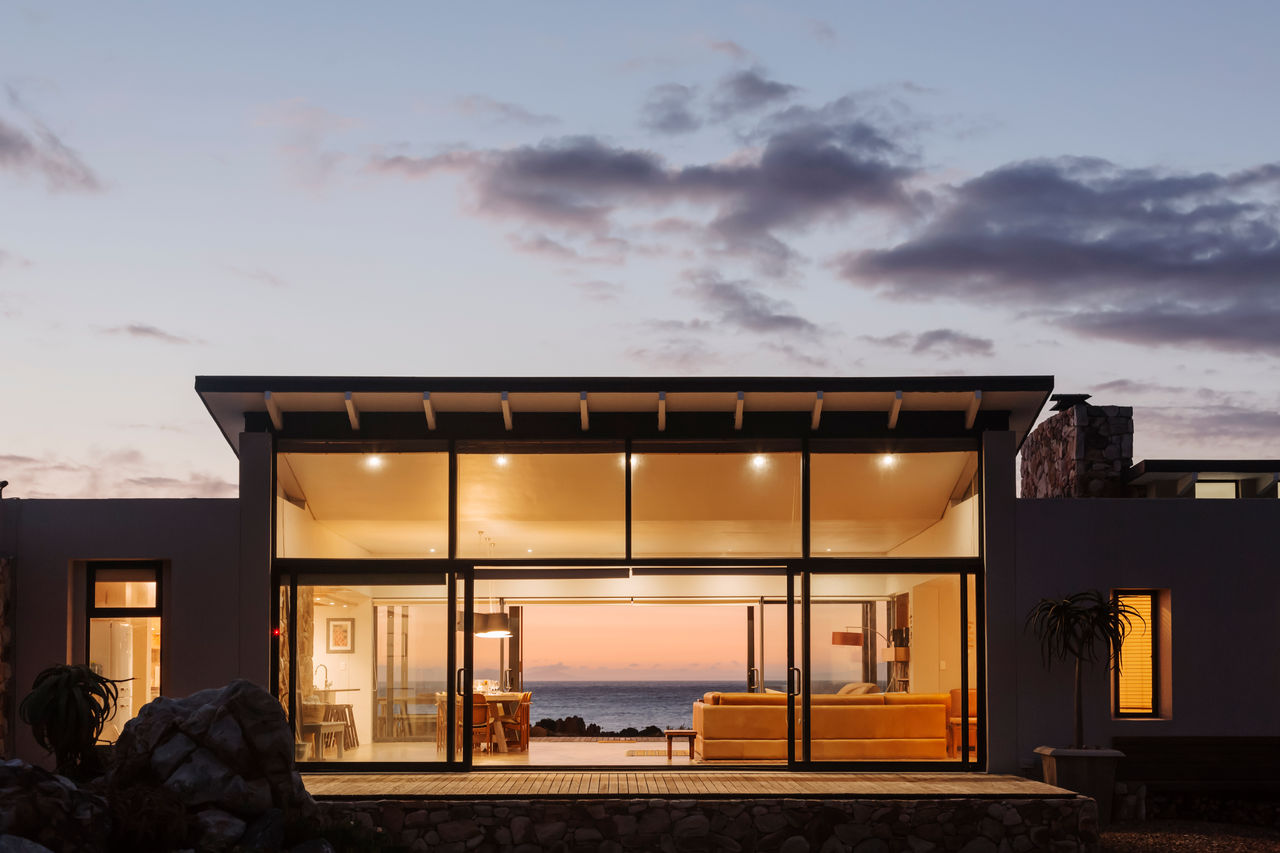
[1021,395,1134,498]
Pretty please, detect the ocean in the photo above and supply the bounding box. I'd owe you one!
[525,680,744,732]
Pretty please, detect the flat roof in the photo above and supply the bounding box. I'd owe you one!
[1126,459,1280,484]
[195,374,1054,455]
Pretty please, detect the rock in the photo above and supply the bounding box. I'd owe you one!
[779,836,809,853]
[288,839,336,853]
[755,812,788,833]
[194,808,247,850]
[109,681,316,848]
[0,837,55,853]
[0,760,109,853]
[533,820,565,845]
[150,733,197,779]
[240,808,285,851]
[673,814,710,838]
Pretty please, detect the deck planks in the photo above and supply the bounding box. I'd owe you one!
[302,771,1069,799]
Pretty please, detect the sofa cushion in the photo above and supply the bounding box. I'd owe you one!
[809,704,944,740]
[696,737,789,761]
[811,738,947,760]
[700,705,788,739]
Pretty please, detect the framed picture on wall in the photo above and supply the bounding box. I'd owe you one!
[327,618,355,654]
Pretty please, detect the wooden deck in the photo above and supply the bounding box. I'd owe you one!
[302,770,1071,799]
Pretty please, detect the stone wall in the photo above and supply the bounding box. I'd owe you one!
[1021,405,1133,498]
[321,795,1100,852]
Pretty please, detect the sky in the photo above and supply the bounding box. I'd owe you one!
[3,1,1279,499]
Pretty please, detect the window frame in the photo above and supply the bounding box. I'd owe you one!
[1112,589,1159,719]
[85,560,165,707]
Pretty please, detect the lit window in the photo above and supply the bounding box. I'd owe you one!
[1114,591,1159,717]
[1193,481,1237,499]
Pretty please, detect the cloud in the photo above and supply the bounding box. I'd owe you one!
[507,233,581,260]
[762,341,830,369]
[368,98,922,276]
[639,84,701,135]
[103,324,198,345]
[0,88,100,191]
[706,39,751,61]
[453,94,559,127]
[809,20,837,44]
[838,156,1280,354]
[624,337,724,371]
[225,265,288,288]
[572,280,625,301]
[710,68,799,119]
[0,448,234,498]
[1139,404,1280,445]
[680,270,818,334]
[860,328,994,358]
[255,98,356,187]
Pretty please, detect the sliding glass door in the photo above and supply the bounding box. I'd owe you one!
[790,567,980,769]
[282,567,474,769]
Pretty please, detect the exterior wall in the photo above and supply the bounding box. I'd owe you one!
[983,430,1020,774]
[1014,497,1280,769]
[0,498,240,764]
[1021,405,1133,498]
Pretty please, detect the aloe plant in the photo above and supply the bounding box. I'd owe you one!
[19,663,126,779]
[1025,590,1141,749]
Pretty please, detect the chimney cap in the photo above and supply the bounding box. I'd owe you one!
[1049,393,1092,412]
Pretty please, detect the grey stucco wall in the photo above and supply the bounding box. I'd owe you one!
[1,498,240,764]
[1014,497,1280,769]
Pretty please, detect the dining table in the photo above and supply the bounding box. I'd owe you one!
[481,691,524,753]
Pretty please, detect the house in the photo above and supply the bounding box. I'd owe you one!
[1,376,1276,777]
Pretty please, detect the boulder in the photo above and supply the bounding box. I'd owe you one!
[109,680,315,849]
[0,759,108,853]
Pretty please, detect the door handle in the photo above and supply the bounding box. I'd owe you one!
[748,667,761,692]
[455,668,465,696]
[787,666,802,697]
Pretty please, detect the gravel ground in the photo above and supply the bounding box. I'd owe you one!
[1104,820,1280,852]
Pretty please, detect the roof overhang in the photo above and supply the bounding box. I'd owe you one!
[1125,459,1280,490]
[195,375,1055,457]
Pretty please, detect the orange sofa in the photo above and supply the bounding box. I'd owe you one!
[692,692,955,761]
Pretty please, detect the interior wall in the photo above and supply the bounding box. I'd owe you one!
[890,494,978,557]
[277,497,371,558]
[309,600,375,745]
[909,576,964,695]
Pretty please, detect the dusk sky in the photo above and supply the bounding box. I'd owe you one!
[3,2,1278,499]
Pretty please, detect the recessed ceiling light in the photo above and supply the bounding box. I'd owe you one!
[527,548,533,553]
[751,455,767,469]
[880,454,898,469]
[429,548,436,553]
[365,455,384,470]
[495,455,508,467]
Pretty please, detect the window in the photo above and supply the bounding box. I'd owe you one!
[1193,481,1238,499]
[277,451,449,558]
[1114,590,1159,717]
[631,451,802,557]
[810,451,979,557]
[87,562,163,740]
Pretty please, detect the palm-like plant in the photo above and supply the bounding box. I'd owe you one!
[19,663,126,779]
[1025,590,1141,749]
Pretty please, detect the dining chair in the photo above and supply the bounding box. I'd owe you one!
[495,691,532,752]
[471,692,493,753]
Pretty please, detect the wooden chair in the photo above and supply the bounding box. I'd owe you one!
[471,692,493,753]
[495,692,532,752]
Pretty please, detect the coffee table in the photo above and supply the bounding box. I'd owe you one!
[663,729,697,759]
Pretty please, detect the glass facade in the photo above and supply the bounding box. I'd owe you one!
[277,452,448,558]
[811,451,979,557]
[631,452,803,557]
[274,442,984,768]
[457,451,625,558]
